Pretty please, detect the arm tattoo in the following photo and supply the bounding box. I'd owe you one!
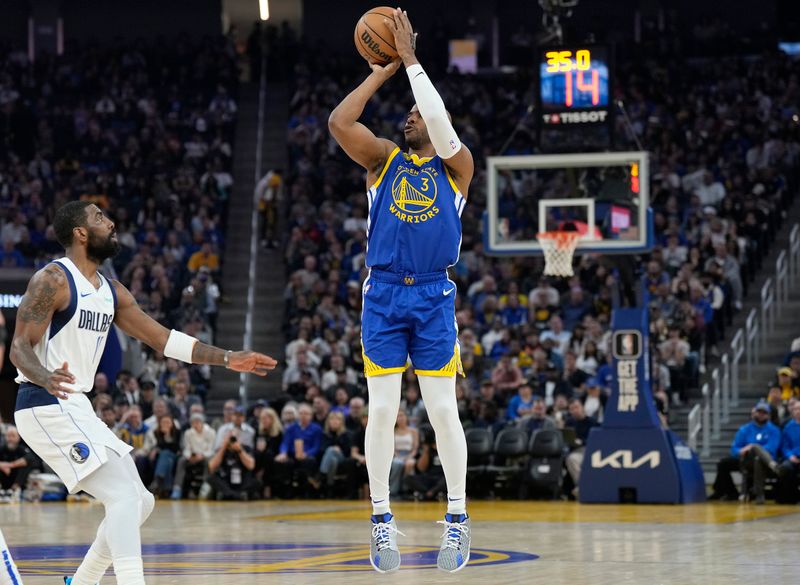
[18,266,63,324]
[191,342,227,366]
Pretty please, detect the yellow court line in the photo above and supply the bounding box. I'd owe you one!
[256,500,800,525]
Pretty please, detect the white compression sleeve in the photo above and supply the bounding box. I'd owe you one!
[406,63,462,159]
[365,372,402,515]
[417,375,467,514]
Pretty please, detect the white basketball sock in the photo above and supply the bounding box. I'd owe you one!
[365,372,402,515]
[0,528,23,585]
[418,375,468,515]
[113,556,146,585]
[71,532,112,584]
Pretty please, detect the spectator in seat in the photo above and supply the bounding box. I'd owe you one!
[330,387,351,417]
[564,399,599,497]
[215,405,256,450]
[541,315,571,357]
[344,397,365,432]
[312,395,331,427]
[765,385,788,427]
[0,427,34,498]
[776,367,800,401]
[145,415,181,497]
[400,384,426,428]
[705,244,743,311]
[171,381,202,428]
[389,410,419,497]
[171,413,216,500]
[254,407,284,498]
[116,405,150,480]
[491,353,525,397]
[316,411,352,496]
[775,401,800,503]
[658,325,691,406]
[517,396,556,435]
[207,429,259,501]
[710,401,780,503]
[560,287,591,332]
[404,428,447,501]
[274,403,323,498]
[506,384,536,422]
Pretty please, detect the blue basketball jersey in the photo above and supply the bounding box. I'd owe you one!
[366,148,466,273]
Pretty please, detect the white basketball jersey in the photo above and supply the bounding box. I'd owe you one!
[15,258,117,393]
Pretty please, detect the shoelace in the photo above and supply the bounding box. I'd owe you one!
[437,520,470,549]
[372,522,406,552]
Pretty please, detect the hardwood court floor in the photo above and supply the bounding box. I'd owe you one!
[2,500,800,584]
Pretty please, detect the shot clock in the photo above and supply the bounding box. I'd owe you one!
[538,45,612,127]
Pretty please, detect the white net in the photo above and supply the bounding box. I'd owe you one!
[537,231,581,277]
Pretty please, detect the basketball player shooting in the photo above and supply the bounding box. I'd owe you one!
[9,201,277,585]
[329,8,474,574]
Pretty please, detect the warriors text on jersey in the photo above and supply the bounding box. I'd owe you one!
[15,257,117,393]
[366,147,466,274]
[361,147,467,377]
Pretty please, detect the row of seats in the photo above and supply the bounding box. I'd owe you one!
[465,427,565,499]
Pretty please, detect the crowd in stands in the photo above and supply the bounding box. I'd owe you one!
[0,35,239,500]
[276,33,800,499]
[710,337,800,504]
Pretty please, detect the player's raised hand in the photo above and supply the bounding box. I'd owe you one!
[386,8,417,62]
[369,58,402,81]
[227,351,278,377]
[46,361,76,399]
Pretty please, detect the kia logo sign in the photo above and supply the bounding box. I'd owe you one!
[591,450,661,469]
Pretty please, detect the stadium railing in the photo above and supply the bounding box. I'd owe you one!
[687,222,800,456]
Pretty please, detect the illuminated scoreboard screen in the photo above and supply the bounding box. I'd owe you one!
[538,46,611,126]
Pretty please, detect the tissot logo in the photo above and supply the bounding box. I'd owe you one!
[591,450,661,469]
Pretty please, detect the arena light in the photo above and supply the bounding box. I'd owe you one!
[259,0,270,21]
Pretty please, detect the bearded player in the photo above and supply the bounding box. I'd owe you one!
[10,201,277,585]
[329,8,473,574]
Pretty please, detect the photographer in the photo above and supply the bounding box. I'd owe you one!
[403,426,446,501]
[206,429,259,501]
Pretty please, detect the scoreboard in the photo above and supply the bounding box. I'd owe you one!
[538,45,611,127]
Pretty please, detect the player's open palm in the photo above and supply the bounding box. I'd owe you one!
[228,351,278,376]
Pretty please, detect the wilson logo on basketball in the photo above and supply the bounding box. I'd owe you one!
[360,30,393,63]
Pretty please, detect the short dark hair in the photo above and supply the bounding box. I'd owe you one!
[53,201,92,247]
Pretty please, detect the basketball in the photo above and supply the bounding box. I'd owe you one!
[354,6,398,65]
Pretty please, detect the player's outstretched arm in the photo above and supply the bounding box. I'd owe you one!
[10,264,76,399]
[389,8,474,196]
[111,280,278,376]
[328,61,401,176]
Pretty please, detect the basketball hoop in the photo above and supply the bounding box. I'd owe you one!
[537,231,581,277]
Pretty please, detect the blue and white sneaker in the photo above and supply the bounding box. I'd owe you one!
[436,513,471,572]
[369,513,404,573]
[64,577,97,584]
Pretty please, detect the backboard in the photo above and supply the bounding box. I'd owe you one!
[484,151,653,255]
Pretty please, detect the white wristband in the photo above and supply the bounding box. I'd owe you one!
[164,329,198,364]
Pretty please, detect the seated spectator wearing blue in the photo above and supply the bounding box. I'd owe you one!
[273,403,323,498]
[507,384,536,422]
[517,396,556,435]
[710,401,781,503]
[775,401,800,503]
[115,405,150,480]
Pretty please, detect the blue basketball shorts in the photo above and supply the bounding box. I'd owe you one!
[361,269,462,377]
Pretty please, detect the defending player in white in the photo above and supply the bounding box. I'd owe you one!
[10,201,277,585]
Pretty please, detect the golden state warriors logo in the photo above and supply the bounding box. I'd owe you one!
[390,167,440,223]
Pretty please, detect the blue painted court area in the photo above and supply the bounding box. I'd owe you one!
[12,543,539,575]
